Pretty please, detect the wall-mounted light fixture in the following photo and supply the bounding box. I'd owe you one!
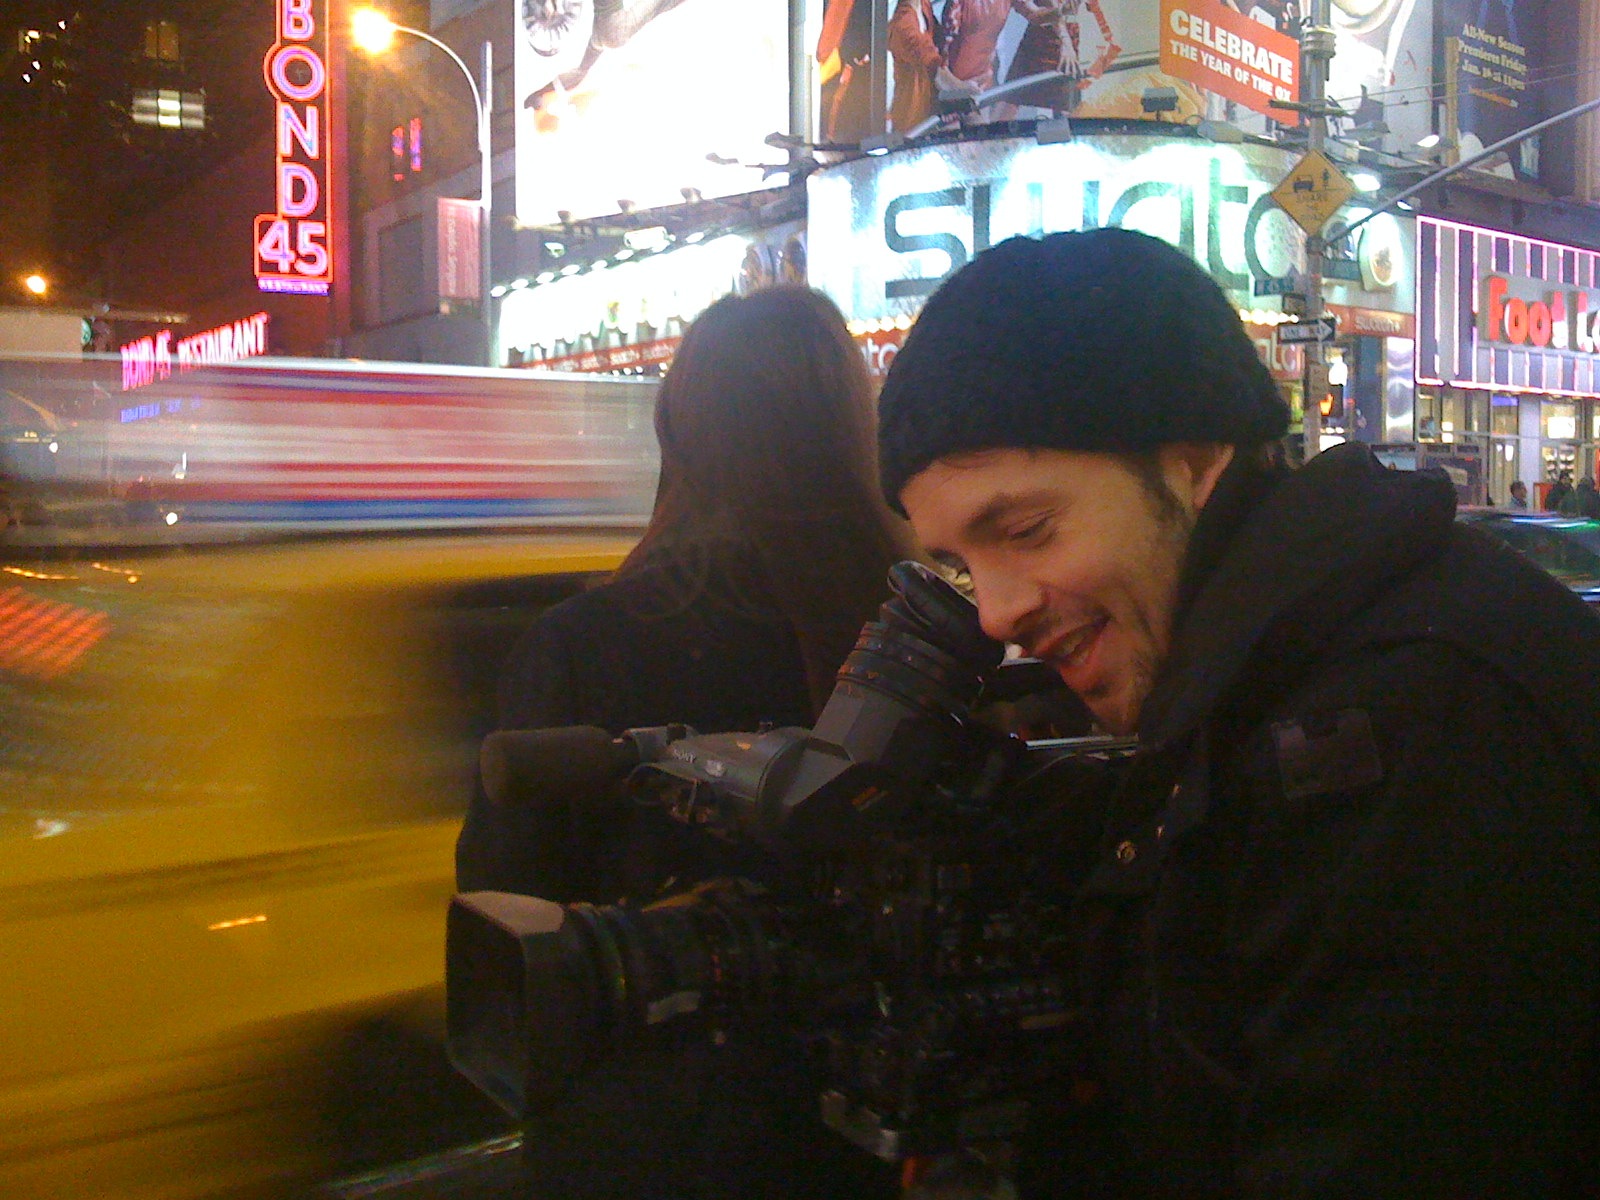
[1343,119,1389,144]
[859,131,905,156]
[1140,87,1179,118]
[1035,115,1074,145]
[1194,118,1245,144]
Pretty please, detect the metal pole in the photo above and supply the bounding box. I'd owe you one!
[391,25,494,367]
[1300,0,1333,461]
[479,40,494,368]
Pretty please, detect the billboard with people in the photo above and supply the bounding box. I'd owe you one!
[513,0,790,227]
[820,0,1300,141]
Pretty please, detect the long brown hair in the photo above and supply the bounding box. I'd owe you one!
[620,286,916,713]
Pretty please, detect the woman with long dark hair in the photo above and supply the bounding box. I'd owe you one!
[459,284,915,889]
[454,286,909,1200]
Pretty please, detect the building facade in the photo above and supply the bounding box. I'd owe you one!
[338,0,1600,493]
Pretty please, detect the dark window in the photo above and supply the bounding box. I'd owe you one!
[377,216,429,321]
[142,19,180,61]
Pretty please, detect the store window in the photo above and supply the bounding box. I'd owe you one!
[1417,386,1440,441]
[1490,394,1519,436]
[131,88,204,130]
[1544,401,1579,440]
[142,19,180,62]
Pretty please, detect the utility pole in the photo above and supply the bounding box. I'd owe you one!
[1299,0,1334,460]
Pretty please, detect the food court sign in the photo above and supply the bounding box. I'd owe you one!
[1419,215,1600,398]
[254,0,333,295]
[805,136,1412,323]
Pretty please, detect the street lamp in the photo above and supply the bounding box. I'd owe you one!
[23,273,48,298]
[353,9,495,367]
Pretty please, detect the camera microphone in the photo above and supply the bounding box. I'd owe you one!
[480,723,697,810]
[480,726,640,810]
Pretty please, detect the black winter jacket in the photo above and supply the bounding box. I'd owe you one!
[1040,444,1600,1198]
[455,547,815,897]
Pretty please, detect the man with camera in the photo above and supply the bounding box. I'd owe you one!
[875,228,1600,1197]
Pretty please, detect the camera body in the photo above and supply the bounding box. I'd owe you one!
[447,562,1129,1165]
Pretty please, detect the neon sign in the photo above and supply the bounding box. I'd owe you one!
[1482,274,1600,354]
[254,0,333,295]
[121,312,271,391]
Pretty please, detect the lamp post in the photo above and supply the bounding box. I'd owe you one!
[353,10,495,367]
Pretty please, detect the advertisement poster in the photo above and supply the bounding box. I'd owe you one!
[875,0,1195,133]
[818,0,880,142]
[1438,0,1570,180]
[1309,0,1431,151]
[514,0,789,227]
[436,197,481,301]
[1159,0,1300,123]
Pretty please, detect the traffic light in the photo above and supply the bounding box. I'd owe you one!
[1319,383,1346,432]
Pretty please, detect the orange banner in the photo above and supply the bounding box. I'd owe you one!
[1160,0,1300,124]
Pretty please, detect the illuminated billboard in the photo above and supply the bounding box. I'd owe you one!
[1418,216,1600,398]
[513,0,789,227]
[255,0,334,295]
[1324,0,1431,149]
[805,135,1413,323]
[1438,0,1579,182]
[868,0,1273,139]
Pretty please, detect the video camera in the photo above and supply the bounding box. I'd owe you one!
[446,561,1130,1168]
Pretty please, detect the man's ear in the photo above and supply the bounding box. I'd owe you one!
[1160,442,1236,512]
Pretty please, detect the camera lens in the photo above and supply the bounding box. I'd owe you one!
[449,880,794,1115]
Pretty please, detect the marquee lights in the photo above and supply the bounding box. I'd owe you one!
[254,0,333,295]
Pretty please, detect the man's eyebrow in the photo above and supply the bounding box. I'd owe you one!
[962,490,1055,540]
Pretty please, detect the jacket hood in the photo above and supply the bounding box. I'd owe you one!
[1140,443,1600,796]
[1138,443,1457,750]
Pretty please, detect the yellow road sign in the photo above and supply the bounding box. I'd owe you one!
[1272,150,1356,235]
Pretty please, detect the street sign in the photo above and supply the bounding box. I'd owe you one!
[1271,150,1356,235]
[1252,272,1307,297]
[1277,315,1338,344]
[1281,292,1308,317]
[1322,257,1363,282]
[1305,360,1330,399]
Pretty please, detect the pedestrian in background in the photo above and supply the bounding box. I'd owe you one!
[878,228,1600,1198]
[1564,474,1600,519]
[1507,479,1528,508]
[1546,467,1574,511]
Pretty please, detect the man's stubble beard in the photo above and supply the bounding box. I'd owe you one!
[1122,469,1198,729]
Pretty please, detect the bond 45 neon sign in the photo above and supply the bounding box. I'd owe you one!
[255,0,333,295]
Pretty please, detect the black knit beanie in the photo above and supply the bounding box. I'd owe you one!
[877,228,1289,513]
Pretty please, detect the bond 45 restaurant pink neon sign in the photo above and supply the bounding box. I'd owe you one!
[254,0,333,295]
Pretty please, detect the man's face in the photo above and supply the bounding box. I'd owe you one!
[899,444,1230,735]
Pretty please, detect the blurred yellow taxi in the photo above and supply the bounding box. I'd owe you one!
[0,532,635,1200]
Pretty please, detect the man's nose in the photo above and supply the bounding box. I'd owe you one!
[970,570,1041,647]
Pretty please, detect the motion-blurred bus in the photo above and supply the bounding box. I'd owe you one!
[0,355,658,543]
